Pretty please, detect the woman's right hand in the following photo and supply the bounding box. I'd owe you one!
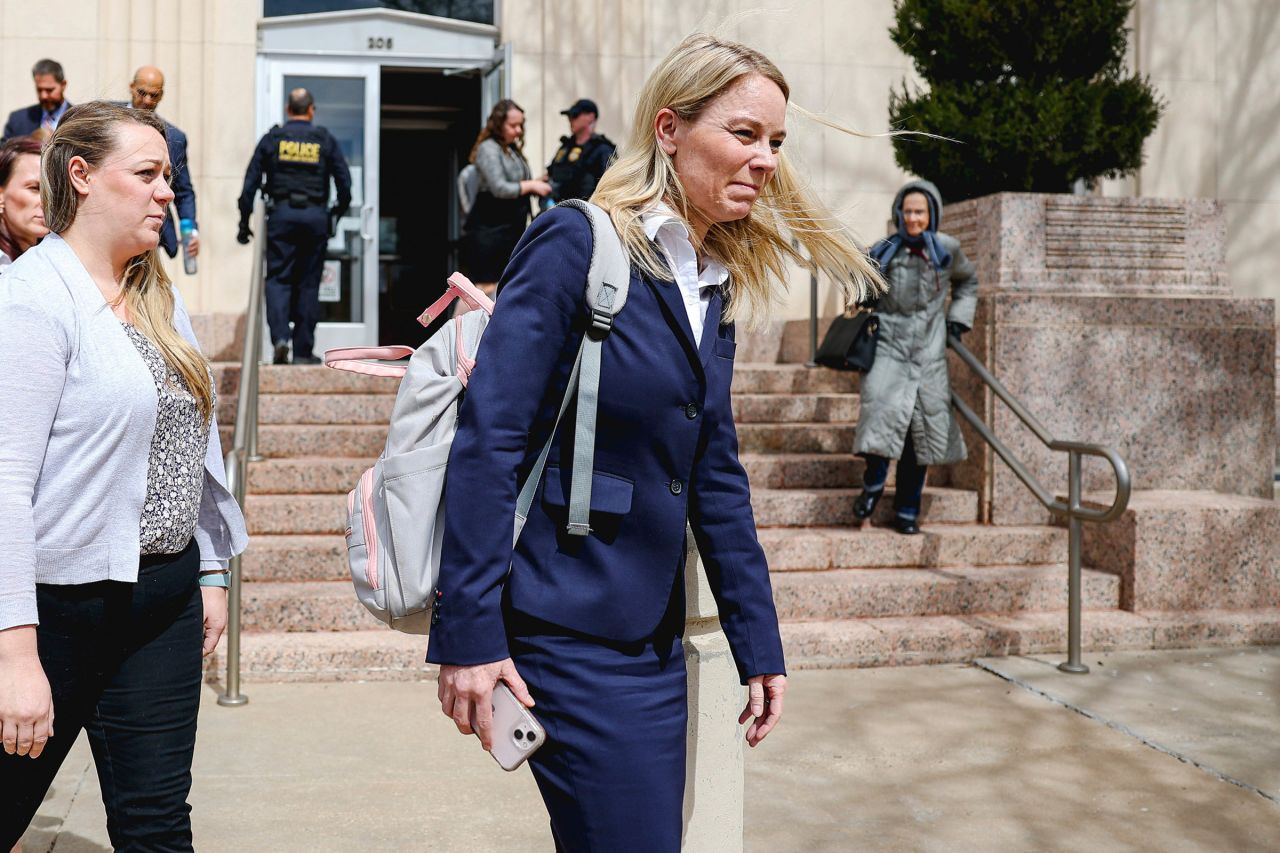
[0,626,54,759]
[522,179,553,198]
[437,658,534,751]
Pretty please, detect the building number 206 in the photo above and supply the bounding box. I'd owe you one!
[368,37,394,50]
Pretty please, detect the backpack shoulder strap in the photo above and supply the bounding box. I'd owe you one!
[557,199,630,331]
[551,200,631,536]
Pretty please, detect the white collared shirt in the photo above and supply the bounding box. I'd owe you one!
[640,204,729,344]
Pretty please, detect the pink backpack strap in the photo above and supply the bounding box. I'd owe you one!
[324,345,415,379]
[417,272,495,327]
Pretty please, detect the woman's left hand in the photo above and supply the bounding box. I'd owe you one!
[739,673,786,747]
[200,587,228,657]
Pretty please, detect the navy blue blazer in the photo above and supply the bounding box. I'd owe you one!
[425,206,786,683]
[158,120,197,259]
[2,102,73,142]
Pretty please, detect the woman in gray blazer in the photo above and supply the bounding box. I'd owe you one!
[0,102,247,852]
[461,99,552,294]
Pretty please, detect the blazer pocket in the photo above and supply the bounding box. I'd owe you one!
[541,467,634,515]
[714,337,737,360]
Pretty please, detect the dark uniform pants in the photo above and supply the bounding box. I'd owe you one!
[265,204,329,360]
[0,542,203,852]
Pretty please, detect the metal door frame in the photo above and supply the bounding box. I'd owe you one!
[258,56,382,351]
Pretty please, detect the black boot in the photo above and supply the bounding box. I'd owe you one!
[853,488,883,520]
[894,515,920,535]
[273,342,290,365]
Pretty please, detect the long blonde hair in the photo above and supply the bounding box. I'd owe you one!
[591,34,884,325]
[42,101,213,422]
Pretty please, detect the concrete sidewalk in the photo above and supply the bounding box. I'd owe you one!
[22,647,1280,852]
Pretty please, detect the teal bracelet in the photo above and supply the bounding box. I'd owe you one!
[198,572,231,588]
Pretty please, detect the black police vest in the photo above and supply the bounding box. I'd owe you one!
[266,125,330,206]
[549,135,611,201]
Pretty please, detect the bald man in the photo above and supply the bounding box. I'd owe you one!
[128,65,200,263]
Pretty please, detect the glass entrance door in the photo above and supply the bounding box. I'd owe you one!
[260,59,381,350]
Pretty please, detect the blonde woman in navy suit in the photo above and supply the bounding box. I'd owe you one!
[428,34,884,851]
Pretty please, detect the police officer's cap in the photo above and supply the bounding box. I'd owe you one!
[561,98,599,118]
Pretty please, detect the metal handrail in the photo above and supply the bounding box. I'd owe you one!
[217,200,268,707]
[947,334,1131,673]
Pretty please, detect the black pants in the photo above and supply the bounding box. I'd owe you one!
[863,431,929,521]
[265,204,329,359]
[1,542,204,852]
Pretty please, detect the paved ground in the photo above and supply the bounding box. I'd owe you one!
[21,647,1280,852]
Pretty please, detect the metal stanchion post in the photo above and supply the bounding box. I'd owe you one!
[218,450,249,706]
[805,268,818,368]
[1059,450,1089,674]
[218,201,266,707]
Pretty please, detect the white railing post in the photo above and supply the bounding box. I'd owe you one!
[682,533,745,851]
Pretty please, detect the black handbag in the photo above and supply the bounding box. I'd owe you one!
[815,310,880,372]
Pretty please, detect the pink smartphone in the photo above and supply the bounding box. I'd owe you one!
[484,681,547,771]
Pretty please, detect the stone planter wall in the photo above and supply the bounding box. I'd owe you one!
[943,193,1275,525]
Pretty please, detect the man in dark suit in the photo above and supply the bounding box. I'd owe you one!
[2,58,71,142]
[127,65,199,262]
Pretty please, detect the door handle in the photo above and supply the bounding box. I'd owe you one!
[360,205,374,242]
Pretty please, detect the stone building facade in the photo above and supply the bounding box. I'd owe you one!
[0,0,1276,325]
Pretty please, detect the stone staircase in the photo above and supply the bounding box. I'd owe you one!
[212,356,1220,681]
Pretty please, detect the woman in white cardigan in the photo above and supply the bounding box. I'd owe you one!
[0,102,247,852]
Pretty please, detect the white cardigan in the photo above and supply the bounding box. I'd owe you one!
[0,234,248,630]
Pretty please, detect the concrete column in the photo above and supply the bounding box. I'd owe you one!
[682,532,745,852]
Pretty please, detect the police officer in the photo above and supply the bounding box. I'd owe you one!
[237,87,351,364]
[546,98,615,204]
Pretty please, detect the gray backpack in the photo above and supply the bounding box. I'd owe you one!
[456,163,479,218]
[324,201,631,633]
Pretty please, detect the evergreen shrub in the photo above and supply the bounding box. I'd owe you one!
[888,0,1163,202]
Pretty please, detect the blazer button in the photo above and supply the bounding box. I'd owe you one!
[685,403,699,420]
[670,479,684,496]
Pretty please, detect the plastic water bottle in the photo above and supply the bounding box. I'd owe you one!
[179,218,198,275]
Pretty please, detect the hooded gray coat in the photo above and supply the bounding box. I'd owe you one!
[853,180,978,465]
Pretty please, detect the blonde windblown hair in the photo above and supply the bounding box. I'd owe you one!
[591,34,885,326]
[41,101,213,422]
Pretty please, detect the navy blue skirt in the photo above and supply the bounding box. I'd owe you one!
[508,604,688,853]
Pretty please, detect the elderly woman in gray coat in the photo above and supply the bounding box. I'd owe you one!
[853,179,977,534]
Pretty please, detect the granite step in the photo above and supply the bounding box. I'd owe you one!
[238,523,1059,583]
[247,450,866,494]
[757,524,1068,570]
[741,452,864,489]
[248,453,890,494]
[732,393,858,424]
[751,487,978,528]
[258,425,389,458]
[737,423,857,454]
[246,495,349,535]
[241,535,349,582]
[770,565,1119,621]
[248,458,373,494]
[732,364,859,394]
[237,566,1115,634]
[258,394,396,425]
[207,607,1280,683]
[779,607,1280,669]
[214,363,857,398]
[211,363,400,396]
[208,629,433,683]
[241,581,381,632]
[239,523,1068,583]
[245,485,978,535]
